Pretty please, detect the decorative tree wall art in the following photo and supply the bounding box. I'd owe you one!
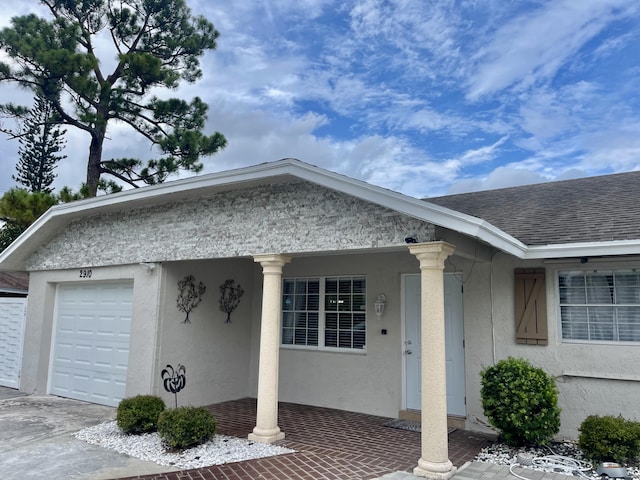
[219,279,245,323]
[177,274,206,324]
[161,364,186,408]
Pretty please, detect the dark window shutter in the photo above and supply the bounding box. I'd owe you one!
[514,268,548,345]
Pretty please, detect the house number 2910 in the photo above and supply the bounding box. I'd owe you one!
[79,269,92,278]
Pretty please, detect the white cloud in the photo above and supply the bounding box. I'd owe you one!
[466,0,640,100]
[2,0,640,202]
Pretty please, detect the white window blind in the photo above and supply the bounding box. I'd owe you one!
[559,270,640,342]
[282,276,366,350]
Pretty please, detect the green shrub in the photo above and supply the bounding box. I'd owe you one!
[157,406,217,450]
[116,395,166,435]
[480,357,560,446]
[578,415,640,464]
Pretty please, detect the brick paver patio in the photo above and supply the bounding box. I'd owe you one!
[115,398,495,480]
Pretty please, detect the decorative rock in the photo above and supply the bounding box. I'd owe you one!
[75,421,294,469]
[475,442,639,480]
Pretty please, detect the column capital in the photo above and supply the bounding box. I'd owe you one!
[253,254,292,272]
[408,241,455,270]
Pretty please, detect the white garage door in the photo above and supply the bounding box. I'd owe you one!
[0,297,27,388]
[50,283,133,406]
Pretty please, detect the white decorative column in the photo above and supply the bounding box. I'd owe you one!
[249,254,291,443]
[408,241,456,479]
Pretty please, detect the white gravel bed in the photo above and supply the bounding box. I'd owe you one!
[475,442,640,480]
[75,421,295,470]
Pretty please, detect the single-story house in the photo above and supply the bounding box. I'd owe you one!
[1,158,639,479]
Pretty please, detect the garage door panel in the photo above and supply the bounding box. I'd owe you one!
[51,283,133,407]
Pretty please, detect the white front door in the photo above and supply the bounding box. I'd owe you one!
[404,273,466,416]
[0,297,27,388]
[50,283,133,406]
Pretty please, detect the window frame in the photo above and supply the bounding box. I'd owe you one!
[281,275,367,353]
[558,269,640,345]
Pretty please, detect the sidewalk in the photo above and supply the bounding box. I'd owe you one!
[376,461,573,480]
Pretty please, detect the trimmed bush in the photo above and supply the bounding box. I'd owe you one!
[480,357,560,446]
[578,415,640,464]
[157,406,217,450]
[117,395,166,435]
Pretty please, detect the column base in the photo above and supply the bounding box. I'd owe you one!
[413,458,456,479]
[248,427,285,444]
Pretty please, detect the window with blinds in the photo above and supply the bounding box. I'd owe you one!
[559,270,640,342]
[282,276,366,350]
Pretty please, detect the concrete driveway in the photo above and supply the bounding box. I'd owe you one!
[0,387,177,480]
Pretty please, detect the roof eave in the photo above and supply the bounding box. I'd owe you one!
[0,158,530,270]
[524,240,640,260]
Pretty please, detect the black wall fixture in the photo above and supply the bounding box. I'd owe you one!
[176,274,206,324]
[219,279,245,323]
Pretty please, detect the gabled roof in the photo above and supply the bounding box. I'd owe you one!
[428,171,640,250]
[0,159,525,271]
[1,159,639,271]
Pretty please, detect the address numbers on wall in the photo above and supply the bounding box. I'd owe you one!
[79,269,93,278]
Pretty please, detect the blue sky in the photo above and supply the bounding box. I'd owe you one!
[1,0,639,198]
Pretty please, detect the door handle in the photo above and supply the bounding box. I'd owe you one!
[405,349,412,355]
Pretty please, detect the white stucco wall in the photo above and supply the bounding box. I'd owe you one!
[20,265,162,398]
[462,252,640,440]
[253,251,421,418]
[155,259,256,407]
[19,180,438,412]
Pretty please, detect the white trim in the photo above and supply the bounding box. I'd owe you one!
[526,240,640,259]
[400,273,412,411]
[0,159,528,271]
[3,158,639,270]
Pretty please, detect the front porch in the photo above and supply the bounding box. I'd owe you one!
[124,398,495,480]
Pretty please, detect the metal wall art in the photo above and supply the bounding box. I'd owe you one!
[176,274,206,324]
[161,364,186,408]
[218,279,245,323]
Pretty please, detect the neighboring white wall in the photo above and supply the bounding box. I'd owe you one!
[20,265,161,398]
[0,297,27,388]
[258,251,419,418]
[463,252,640,440]
[156,259,256,407]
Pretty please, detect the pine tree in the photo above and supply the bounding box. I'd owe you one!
[13,94,66,193]
[0,0,226,197]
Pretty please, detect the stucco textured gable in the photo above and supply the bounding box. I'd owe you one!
[27,181,435,270]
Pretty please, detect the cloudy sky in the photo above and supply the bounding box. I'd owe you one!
[1,0,639,198]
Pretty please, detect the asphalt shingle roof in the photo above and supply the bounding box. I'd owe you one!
[426,170,640,246]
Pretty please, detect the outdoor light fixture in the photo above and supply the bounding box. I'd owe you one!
[374,294,387,320]
[139,262,156,273]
